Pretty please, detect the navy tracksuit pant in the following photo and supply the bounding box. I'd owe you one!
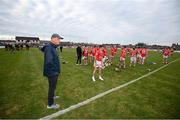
[47,75,58,106]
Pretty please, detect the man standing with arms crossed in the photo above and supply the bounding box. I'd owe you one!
[41,33,63,109]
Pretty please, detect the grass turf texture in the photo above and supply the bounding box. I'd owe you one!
[0,48,179,119]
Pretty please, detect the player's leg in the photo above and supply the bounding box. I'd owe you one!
[92,62,97,81]
[130,57,132,67]
[84,57,87,65]
[98,67,104,80]
[123,58,126,68]
[142,57,145,65]
[165,56,168,64]
[134,57,137,67]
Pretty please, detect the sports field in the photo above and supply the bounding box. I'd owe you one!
[0,48,180,119]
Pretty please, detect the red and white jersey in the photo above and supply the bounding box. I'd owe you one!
[92,47,96,56]
[90,47,93,56]
[140,48,147,57]
[163,48,170,56]
[127,48,132,53]
[83,47,88,57]
[130,49,137,57]
[137,48,142,54]
[102,49,107,57]
[120,48,126,58]
[110,47,115,57]
[114,47,118,53]
[95,49,103,61]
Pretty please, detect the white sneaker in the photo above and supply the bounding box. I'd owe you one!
[54,96,60,99]
[99,76,104,81]
[92,76,96,81]
[47,104,60,109]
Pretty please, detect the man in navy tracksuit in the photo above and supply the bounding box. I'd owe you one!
[41,33,63,109]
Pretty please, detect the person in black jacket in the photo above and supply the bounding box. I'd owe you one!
[76,45,82,65]
[41,33,63,109]
[60,45,63,52]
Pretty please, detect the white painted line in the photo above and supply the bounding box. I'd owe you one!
[40,58,180,120]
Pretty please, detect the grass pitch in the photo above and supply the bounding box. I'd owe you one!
[0,48,180,119]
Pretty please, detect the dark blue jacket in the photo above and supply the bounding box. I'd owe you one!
[41,43,61,77]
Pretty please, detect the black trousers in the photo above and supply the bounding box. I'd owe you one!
[47,75,58,106]
[76,55,82,64]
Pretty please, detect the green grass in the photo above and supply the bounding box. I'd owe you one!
[0,48,180,119]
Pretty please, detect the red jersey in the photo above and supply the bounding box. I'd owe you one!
[83,47,88,57]
[92,47,96,56]
[102,49,107,57]
[114,47,118,53]
[127,48,132,52]
[120,48,126,58]
[130,50,137,57]
[95,49,103,61]
[90,47,93,55]
[141,48,147,57]
[110,47,115,56]
[163,48,170,56]
[137,48,142,54]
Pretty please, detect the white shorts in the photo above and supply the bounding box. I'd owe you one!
[120,57,125,61]
[137,54,141,58]
[83,56,87,59]
[141,56,146,62]
[82,56,87,60]
[130,57,136,62]
[94,60,103,68]
[163,55,168,59]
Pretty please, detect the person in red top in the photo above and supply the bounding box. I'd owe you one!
[127,47,132,56]
[89,46,94,63]
[82,45,88,65]
[119,46,126,68]
[102,46,109,67]
[140,47,148,65]
[114,46,118,55]
[162,47,170,64]
[129,48,137,67]
[102,47,107,57]
[136,47,142,64]
[92,45,104,81]
[110,46,115,65]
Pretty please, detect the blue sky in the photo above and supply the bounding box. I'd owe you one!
[0,0,179,45]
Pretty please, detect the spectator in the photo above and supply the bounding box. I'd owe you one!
[41,33,63,109]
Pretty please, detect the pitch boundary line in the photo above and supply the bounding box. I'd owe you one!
[40,58,180,119]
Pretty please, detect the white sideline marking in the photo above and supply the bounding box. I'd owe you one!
[40,58,180,120]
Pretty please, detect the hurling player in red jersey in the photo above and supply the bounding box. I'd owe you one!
[89,46,93,63]
[92,45,104,81]
[82,45,88,65]
[110,46,115,64]
[102,46,109,67]
[140,47,148,65]
[114,45,118,55]
[136,47,142,64]
[129,48,137,67]
[127,47,132,56]
[119,46,126,68]
[162,47,170,64]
